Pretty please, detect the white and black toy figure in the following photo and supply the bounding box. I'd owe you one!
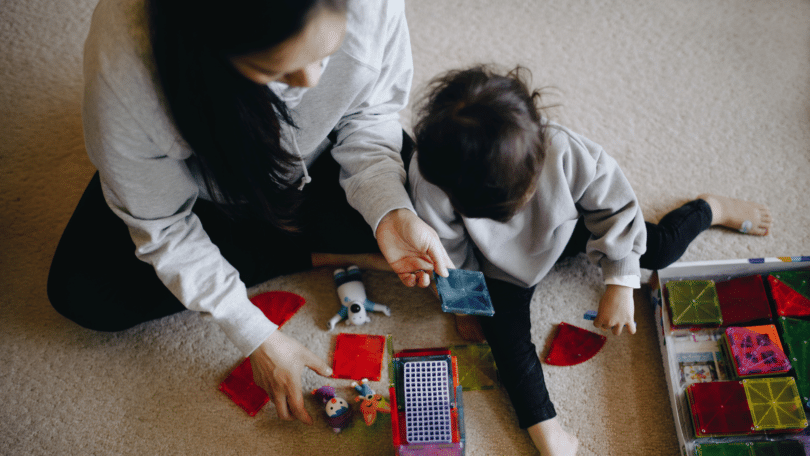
[311,385,353,433]
[328,265,391,330]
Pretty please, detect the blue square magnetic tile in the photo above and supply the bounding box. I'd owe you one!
[434,269,495,317]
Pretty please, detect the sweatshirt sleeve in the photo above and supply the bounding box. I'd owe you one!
[82,71,278,357]
[564,132,647,279]
[330,0,415,235]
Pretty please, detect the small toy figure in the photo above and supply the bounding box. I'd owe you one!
[312,385,353,433]
[351,378,391,426]
[328,265,391,330]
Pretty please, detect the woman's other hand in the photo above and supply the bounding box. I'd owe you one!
[249,331,333,424]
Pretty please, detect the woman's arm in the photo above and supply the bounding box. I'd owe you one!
[82,65,278,358]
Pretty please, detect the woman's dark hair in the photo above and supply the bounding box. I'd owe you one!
[414,65,547,222]
[148,0,347,230]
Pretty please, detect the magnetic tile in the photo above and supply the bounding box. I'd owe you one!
[743,377,808,431]
[716,275,772,325]
[332,333,386,381]
[666,280,723,326]
[769,273,810,317]
[687,381,755,437]
[435,269,495,317]
[218,358,269,416]
[751,440,806,456]
[450,343,498,391]
[544,322,606,366]
[777,316,810,404]
[694,442,753,456]
[725,326,791,377]
[249,290,307,328]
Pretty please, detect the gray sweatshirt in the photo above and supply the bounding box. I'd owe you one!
[409,122,647,289]
[82,0,414,356]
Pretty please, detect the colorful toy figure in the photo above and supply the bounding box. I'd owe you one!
[328,265,391,330]
[312,385,353,433]
[351,378,391,426]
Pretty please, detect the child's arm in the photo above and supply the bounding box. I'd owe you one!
[593,284,636,335]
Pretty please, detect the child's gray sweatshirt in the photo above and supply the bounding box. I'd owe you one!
[82,0,414,356]
[409,123,647,289]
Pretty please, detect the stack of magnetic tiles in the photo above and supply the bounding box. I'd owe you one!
[665,271,810,453]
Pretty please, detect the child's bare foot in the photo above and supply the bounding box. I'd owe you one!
[528,418,579,456]
[698,194,772,236]
[454,313,486,342]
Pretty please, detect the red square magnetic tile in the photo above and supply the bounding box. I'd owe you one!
[687,381,754,437]
[715,275,772,325]
[331,333,386,381]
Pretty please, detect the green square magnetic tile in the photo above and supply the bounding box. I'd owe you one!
[450,343,498,391]
[695,442,753,456]
[742,377,808,431]
[751,440,806,456]
[776,316,810,404]
[666,280,723,325]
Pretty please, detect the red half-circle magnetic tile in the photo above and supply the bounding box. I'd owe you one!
[768,275,810,317]
[250,291,306,327]
[725,327,791,376]
[219,358,269,416]
[715,275,772,325]
[544,322,607,366]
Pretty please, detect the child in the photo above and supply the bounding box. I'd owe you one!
[407,65,771,455]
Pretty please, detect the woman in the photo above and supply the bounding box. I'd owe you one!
[47,0,450,425]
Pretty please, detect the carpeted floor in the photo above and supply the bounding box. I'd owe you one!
[2,1,809,455]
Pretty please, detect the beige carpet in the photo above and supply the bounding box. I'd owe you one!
[2,1,809,455]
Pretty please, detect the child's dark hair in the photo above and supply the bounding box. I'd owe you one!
[414,65,547,222]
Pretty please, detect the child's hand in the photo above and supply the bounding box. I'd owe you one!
[593,285,636,335]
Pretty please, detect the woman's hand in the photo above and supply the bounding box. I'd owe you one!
[593,284,636,335]
[375,208,452,287]
[249,331,333,424]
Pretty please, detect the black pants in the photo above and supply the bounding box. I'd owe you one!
[47,132,414,331]
[478,199,713,429]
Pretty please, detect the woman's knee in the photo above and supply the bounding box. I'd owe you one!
[47,268,116,331]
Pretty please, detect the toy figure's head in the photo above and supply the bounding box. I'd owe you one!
[347,302,371,326]
[312,385,353,432]
[325,397,350,418]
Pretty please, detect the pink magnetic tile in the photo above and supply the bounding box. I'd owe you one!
[331,333,386,381]
[726,326,791,376]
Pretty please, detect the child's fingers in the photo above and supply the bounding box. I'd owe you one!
[626,321,637,335]
[398,272,418,287]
